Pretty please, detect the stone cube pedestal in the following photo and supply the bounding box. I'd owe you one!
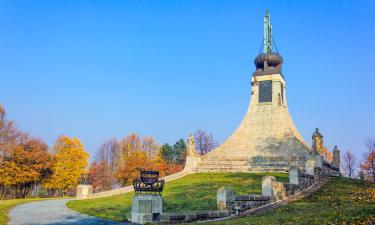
[130,195,164,224]
[76,184,93,199]
[217,187,235,211]
[289,167,300,185]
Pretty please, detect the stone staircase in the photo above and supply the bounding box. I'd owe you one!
[196,160,250,172]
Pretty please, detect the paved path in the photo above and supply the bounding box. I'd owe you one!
[8,199,127,225]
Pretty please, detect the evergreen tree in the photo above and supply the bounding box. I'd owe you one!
[172,138,187,164]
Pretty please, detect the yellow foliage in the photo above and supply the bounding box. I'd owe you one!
[43,136,89,194]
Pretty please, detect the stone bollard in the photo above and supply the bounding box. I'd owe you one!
[289,167,300,185]
[76,184,93,199]
[217,187,235,211]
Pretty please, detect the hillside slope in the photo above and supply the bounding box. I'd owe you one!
[206,177,374,225]
[67,173,287,222]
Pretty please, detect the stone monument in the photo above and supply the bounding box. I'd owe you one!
[184,11,312,173]
[76,175,93,199]
[130,170,165,224]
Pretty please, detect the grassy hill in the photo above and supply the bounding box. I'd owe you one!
[206,177,375,225]
[67,174,374,224]
[67,173,287,222]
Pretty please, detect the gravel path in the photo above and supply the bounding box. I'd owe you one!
[8,199,126,225]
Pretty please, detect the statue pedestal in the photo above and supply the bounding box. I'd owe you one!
[130,195,164,224]
[76,184,93,199]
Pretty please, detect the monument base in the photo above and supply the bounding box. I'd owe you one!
[76,184,93,199]
[130,195,164,224]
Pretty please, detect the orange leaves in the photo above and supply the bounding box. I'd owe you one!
[88,161,113,192]
[0,137,52,198]
[322,147,333,162]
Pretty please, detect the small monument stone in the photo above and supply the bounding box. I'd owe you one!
[305,159,315,176]
[217,187,235,211]
[262,176,286,201]
[262,176,276,197]
[289,167,300,185]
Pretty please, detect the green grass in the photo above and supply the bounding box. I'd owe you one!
[0,198,44,225]
[205,177,375,225]
[67,173,287,222]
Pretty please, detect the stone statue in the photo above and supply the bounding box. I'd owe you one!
[332,145,340,169]
[312,128,324,154]
[187,133,198,157]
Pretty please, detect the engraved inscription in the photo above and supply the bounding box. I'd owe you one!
[259,80,272,102]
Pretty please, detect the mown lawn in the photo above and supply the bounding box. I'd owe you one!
[205,177,375,225]
[0,198,44,225]
[67,173,287,222]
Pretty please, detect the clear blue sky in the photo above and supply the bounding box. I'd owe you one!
[1,1,374,161]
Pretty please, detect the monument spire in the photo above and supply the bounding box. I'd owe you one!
[263,10,272,53]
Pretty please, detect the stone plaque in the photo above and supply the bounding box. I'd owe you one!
[259,80,272,102]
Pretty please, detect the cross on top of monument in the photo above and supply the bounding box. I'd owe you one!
[263,10,272,53]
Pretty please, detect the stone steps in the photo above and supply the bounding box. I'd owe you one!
[196,160,249,172]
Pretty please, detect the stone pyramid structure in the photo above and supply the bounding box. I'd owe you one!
[184,11,312,173]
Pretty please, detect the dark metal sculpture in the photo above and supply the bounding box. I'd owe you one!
[78,174,92,185]
[133,170,165,195]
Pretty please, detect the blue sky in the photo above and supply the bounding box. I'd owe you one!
[1,1,374,161]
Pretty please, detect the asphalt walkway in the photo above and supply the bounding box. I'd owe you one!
[8,199,125,225]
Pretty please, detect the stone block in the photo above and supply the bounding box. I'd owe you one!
[305,159,315,175]
[76,184,93,199]
[130,195,163,224]
[217,187,235,211]
[262,176,286,201]
[289,167,300,185]
[262,176,276,197]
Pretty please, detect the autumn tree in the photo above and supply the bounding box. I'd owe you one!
[43,136,89,196]
[0,137,52,198]
[96,138,120,188]
[150,149,183,177]
[361,138,375,181]
[322,147,333,162]
[194,129,218,155]
[88,160,112,192]
[142,136,160,157]
[115,149,149,185]
[342,150,357,178]
[0,104,19,162]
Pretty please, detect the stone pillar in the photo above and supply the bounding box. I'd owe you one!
[333,145,340,169]
[217,187,235,211]
[289,167,300,185]
[315,155,323,168]
[76,184,93,199]
[305,159,315,176]
[262,176,276,197]
[262,176,286,201]
[131,195,164,224]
